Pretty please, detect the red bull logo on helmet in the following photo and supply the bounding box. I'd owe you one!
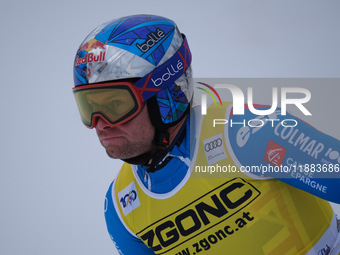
[79,39,106,52]
[75,39,106,66]
[75,51,106,66]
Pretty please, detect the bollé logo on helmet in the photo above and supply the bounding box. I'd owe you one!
[136,28,166,53]
[151,60,184,87]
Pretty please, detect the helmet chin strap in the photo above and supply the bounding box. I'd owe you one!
[154,128,170,147]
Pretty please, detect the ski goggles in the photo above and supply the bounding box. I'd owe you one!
[72,81,144,128]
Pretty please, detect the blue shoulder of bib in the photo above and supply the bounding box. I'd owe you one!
[227,106,340,203]
[104,182,154,254]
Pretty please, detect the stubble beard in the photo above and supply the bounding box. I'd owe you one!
[104,138,155,160]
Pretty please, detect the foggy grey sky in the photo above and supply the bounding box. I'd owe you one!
[1,0,339,254]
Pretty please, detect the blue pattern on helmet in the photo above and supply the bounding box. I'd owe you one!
[95,15,176,66]
[73,15,176,86]
[73,47,88,85]
[74,66,87,85]
[156,83,189,124]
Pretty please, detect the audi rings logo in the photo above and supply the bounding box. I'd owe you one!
[204,138,223,152]
[203,134,227,165]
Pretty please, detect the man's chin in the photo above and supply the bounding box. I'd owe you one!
[105,149,123,159]
[103,142,156,160]
[105,148,139,160]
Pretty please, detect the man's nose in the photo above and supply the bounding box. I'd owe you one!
[96,117,111,131]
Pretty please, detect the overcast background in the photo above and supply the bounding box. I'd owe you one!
[1,0,339,254]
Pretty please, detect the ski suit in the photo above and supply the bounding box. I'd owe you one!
[105,102,340,255]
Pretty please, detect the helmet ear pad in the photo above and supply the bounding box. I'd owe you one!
[146,86,190,130]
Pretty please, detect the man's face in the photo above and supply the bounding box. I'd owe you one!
[96,105,156,159]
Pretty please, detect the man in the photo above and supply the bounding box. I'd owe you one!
[73,14,340,254]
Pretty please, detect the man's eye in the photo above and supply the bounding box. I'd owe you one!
[112,100,122,107]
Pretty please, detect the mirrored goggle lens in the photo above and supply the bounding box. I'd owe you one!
[73,84,142,128]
